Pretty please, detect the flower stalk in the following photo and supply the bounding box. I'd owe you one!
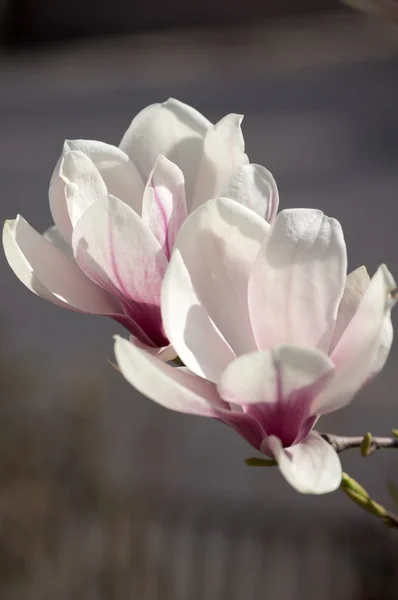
[320,431,398,455]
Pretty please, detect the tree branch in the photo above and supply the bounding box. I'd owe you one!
[320,432,398,456]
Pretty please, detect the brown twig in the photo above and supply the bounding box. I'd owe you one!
[320,432,398,456]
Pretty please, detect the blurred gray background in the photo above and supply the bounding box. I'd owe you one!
[0,2,398,599]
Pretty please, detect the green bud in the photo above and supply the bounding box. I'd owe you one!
[341,472,368,498]
[245,457,277,467]
[360,432,373,457]
[392,429,398,439]
[341,473,387,518]
[387,481,398,508]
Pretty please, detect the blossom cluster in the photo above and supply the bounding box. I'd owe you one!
[3,99,396,494]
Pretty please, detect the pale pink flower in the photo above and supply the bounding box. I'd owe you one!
[115,200,396,494]
[3,99,278,354]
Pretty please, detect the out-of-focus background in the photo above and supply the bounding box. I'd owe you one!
[0,1,398,598]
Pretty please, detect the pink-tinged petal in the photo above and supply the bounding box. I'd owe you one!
[191,114,249,211]
[128,334,177,363]
[248,208,347,353]
[220,164,279,222]
[314,264,396,415]
[267,432,342,495]
[330,266,370,352]
[161,247,236,382]
[114,335,227,415]
[162,197,269,377]
[119,98,211,200]
[72,195,169,346]
[60,151,108,227]
[219,411,267,452]
[63,140,144,213]
[142,155,188,260]
[218,346,334,448]
[3,216,120,313]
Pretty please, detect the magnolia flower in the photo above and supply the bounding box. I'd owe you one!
[115,200,396,494]
[3,99,278,354]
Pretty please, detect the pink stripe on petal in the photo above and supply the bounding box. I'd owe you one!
[72,194,169,347]
[142,156,188,260]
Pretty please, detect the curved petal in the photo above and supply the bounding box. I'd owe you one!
[220,164,279,222]
[63,140,144,213]
[219,411,267,452]
[3,216,120,313]
[248,208,347,353]
[191,114,248,211]
[142,155,188,260]
[48,160,73,244]
[330,266,370,352]
[218,346,335,448]
[161,197,269,378]
[128,334,177,363]
[161,247,236,382]
[120,98,211,201]
[43,225,73,257]
[314,264,396,414]
[114,335,226,415]
[267,432,342,495]
[369,314,393,379]
[72,195,168,346]
[60,151,108,227]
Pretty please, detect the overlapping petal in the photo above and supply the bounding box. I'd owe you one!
[3,216,120,314]
[119,98,211,200]
[267,432,342,494]
[314,264,396,414]
[330,265,370,352]
[114,335,226,415]
[248,209,347,353]
[72,195,168,346]
[162,197,269,379]
[191,114,248,210]
[220,164,279,221]
[218,346,334,447]
[61,140,143,211]
[142,155,188,260]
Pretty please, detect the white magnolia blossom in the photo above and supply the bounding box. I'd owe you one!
[3,99,278,356]
[115,200,396,495]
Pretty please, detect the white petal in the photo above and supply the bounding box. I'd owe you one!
[268,432,342,495]
[142,155,188,259]
[161,247,236,382]
[114,335,226,415]
[120,98,211,201]
[48,160,73,244]
[248,208,347,352]
[128,334,177,363]
[161,197,269,379]
[72,195,168,346]
[63,139,144,212]
[330,265,370,352]
[218,346,335,406]
[314,264,396,414]
[3,216,120,313]
[220,163,279,222]
[218,346,334,448]
[369,314,393,378]
[43,225,73,257]
[191,114,249,211]
[60,151,108,227]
